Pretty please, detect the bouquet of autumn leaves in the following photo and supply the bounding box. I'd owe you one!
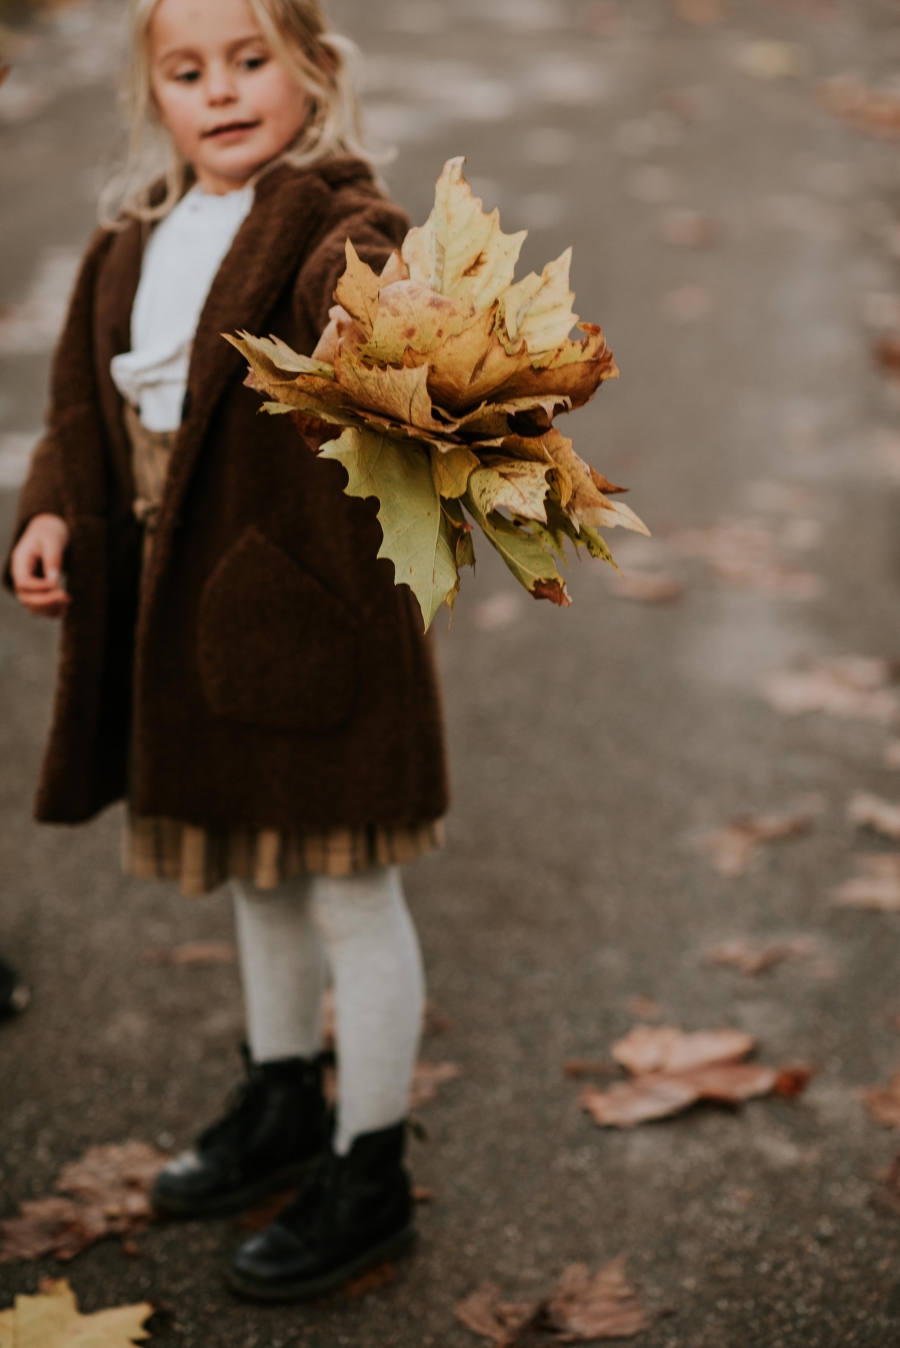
[228,157,647,629]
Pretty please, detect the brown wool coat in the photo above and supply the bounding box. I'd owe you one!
[8,158,449,830]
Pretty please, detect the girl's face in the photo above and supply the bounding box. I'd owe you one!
[149,0,312,194]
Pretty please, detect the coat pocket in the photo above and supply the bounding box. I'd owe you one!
[197,526,359,733]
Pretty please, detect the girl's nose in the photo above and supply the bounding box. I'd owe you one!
[206,62,239,105]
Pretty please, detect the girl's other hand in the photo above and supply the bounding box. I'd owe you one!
[11,513,72,617]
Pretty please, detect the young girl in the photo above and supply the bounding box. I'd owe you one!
[9,0,448,1302]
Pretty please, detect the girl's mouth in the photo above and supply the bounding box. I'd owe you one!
[203,120,260,140]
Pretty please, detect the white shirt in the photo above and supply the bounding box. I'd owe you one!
[110,184,255,432]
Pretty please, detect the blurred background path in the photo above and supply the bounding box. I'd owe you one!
[4,0,900,1343]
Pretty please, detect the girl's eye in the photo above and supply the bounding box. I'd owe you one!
[174,68,201,84]
[241,55,268,71]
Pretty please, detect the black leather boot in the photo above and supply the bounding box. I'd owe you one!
[227,1121,414,1300]
[152,1047,331,1218]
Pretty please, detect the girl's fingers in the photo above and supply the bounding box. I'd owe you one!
[19,590,71,617]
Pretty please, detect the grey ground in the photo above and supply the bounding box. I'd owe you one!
[3,0,900,1343]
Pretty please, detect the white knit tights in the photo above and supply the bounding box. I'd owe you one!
[231,867,425,1155]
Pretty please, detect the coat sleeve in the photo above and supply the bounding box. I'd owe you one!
[293,180,410,337]
[4,228,114,583]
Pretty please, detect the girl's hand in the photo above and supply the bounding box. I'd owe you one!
[11,513,72,617]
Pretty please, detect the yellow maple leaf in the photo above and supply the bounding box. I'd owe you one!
[8,1280,151,1348]
[402,157,527,311]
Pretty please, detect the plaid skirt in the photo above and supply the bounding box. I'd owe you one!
[122,407,444,897]
[124,813,445,896]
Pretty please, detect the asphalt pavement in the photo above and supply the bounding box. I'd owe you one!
[3,1,900,1344]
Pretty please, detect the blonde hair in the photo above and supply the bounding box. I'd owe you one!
[100,0,375,226]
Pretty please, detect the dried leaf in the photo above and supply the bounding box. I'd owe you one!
[773,1063,818,1098]
[672,0,721,22]
[343,1261,396,1299]
[581,1062,776,1127]
[848,793,900,841]
[659,209,720,247]
[864,1072,900,1128]
[872,1153,900,1215]
[0,1143,167,1264]
[705,936,819,976]
[613,1024,754,1076]
[833,854,900,910]
[321,426,458,629]
[698,803,822,877]
[334,240,381,336]
[608,571,683,603]
[455,1259,648,1346]
[5,1280,151,1348]
[468,460,552,524]
[563,1059,618,1079]
[403,156,527,312]
[411,1185,435,1203]
[822,77,900,140]
[430,445,479,499]
[581,1075,699,1127]
[501,248,579,356]
[670,520,821,598]
[139,941,236,966]
[455,1282,534,1345]
[543,1258,650,1339]
[409,1061,462,1109]
[760,657,899,722]
[234,156,644,624]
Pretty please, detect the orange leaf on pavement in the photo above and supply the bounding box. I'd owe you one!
[864,1072,900,1128]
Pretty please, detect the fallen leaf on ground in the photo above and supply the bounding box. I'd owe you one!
[455,1257,649,1345]
[659,209,720,247]
[848,794,900,841]
[698,799,824,877]
[736,40,806,80]
[411,1185,435,1202]
[581,1062,777,1127]
[874,335,900,378]
[671,0,721,21]
[0,1278,152,1347]
[409,1061,462,1109]
[759,657,899,722]
[833,853,900,910]
[613,1024,753,1075]
[139,941,236,966]
[864,1072,900,1127]
[608,571,684,603]
[872,1153,900,1215]
[705,935,819,975]
[578,1024,780,1127]
[774,1063,819,1098]
[343,1261,396,1299]
[563,1059,618,1078]
[822,78,900,139]
[0,1142,168,1264]
[670,520,822,598]
[423,1001,455,1035]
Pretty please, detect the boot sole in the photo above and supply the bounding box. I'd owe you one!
[226,1224,416,1302]
[151,1159,317,1220]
